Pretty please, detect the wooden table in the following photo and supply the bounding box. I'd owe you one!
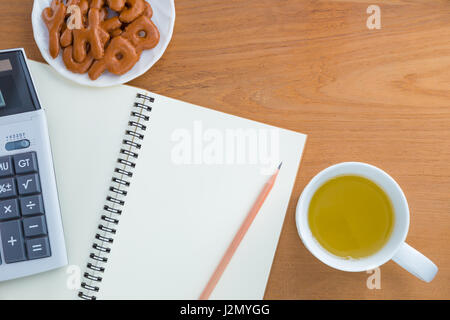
[1,0,448,299]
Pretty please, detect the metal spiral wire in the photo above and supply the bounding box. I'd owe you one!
[78,93,153,300]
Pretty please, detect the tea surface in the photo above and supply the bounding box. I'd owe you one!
[308,175,394,259]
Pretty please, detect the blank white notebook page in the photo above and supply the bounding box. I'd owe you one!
[98,93,306,299]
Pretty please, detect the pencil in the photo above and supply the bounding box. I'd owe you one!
[199,162,283,300]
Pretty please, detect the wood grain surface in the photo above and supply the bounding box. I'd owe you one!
[1,0,448,299]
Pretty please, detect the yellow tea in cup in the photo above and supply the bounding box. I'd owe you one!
[308,175,394,259]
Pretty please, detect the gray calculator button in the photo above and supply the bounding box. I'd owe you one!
[0,156,13,177]
[0,220,26,263]
[17,174,41,195]
[13,152,38,174]
[20,195,45,216]
[0,178,17,199]
[23,216,47,238]
[26,237,51,260]
[0,199,20,221]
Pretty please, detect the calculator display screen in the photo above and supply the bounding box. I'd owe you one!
[0,51,40,116]
[0,59,12,72]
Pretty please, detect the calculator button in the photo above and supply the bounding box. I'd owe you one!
[13,152,38,174]
[0,220,26,263]
[0,177,17,199]
[0,156,13,177]
[26,237,51,260]
[23,216,47,238]
[17,174,41,195]
[20,195,45,216]
[0,199,20,221]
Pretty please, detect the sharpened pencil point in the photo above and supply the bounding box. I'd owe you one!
[278,162,283,170]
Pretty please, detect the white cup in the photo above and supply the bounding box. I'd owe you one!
[295,162,438,282]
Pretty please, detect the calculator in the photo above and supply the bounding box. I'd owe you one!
[0,48,67,282]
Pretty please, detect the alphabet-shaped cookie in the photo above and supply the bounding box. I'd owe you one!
[143,1,153,18]
[122,16,159,52]
[90,0,105,9]
[72,8,110,62]
[60,24,71,48]
[90,0,108,20]
[62,46,94,73]
[42,0,66,58]
[119,0,145,23]
[88,36,139,80]
[111,28,123,37]
[101,16,122,35]
[107,0,126,12]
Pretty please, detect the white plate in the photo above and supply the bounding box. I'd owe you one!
[32,0,175,87]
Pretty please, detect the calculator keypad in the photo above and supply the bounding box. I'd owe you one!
[13,152,38,174]
[17,174,41,195]
[26,237,51,260]
[0,178,17,199]
[0,199,20,220]
[0,157,13,177]
[20,195,45,216]
[0,152,50,264]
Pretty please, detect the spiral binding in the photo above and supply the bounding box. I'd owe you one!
[78,93,153,300]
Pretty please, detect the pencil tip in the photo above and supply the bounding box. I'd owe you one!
[278,162,283,170]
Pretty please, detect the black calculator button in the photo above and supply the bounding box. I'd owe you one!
[23,216,47,238]
[0,220,26,263]
[17,173,41,195]
[0,199,20,221]
[20,195,45,216]
[0,177,17,199]
[13,152,38,174]
[0,156,13,177]
[26,237,51,260]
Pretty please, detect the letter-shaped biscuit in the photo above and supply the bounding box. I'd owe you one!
[107,0,126,12]
[62,46,94,74]
[122,16,160,52]
[111,29,123,37]
[143,1,153,18]
[42,0,66,58]
[101,16,122,35]
[90,0,105,9]
[119,0,145,23]
[88,36,139,80]
[72,8,110,62]
[60,24,71,48]
[91,0,109,19]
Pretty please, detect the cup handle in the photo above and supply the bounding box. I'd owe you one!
[392,242,438,282]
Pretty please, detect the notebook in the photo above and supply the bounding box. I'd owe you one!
[0,61,306,299]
